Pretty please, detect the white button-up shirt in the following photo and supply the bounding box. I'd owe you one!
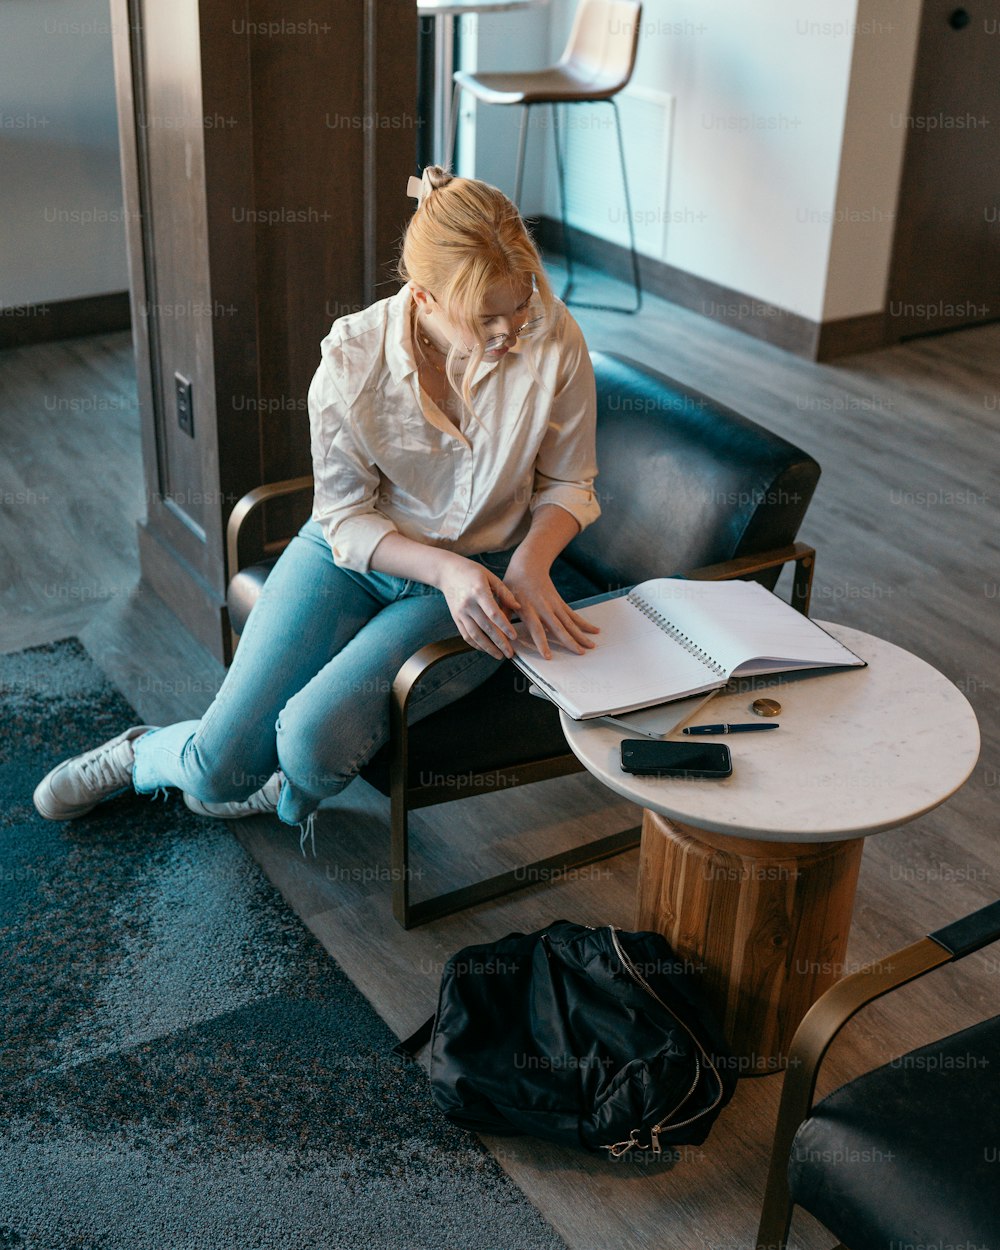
[307,284,601,573]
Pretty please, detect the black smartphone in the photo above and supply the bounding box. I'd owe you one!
[620,739,732,778]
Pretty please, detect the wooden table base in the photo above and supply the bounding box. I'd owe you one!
[635,810,864,1075]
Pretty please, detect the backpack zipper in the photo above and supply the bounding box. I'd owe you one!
[605,926,725,1157]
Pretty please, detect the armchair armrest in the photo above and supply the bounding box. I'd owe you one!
[387,540,818,740]
[929,898,1000,957]
[686,541,816,615]
[226,475,313,578]
[387,542,820,734]
[756,898,1000,1250]
[389,636,474,790]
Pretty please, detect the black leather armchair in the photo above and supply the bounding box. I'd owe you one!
[756,898,1000,1250]
[226,351,821,927]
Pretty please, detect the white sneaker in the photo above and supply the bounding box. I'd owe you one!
[33,725,157,820]
[183,771,282,820]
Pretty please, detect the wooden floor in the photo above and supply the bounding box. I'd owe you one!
[3,269,998,1250]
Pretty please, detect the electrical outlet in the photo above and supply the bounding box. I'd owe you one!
[175,372,194,437]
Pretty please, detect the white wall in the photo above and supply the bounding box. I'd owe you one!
[464,0,921,325]
[823,0,921,320]
[0,0,128,310]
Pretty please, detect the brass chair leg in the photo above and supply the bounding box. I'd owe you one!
[791,550,814,616]
[389,657,412,928]
[387,640,641,929]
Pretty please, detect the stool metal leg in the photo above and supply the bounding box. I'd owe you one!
[550,102,577,303]
[431,13,456,167]
[558,99,641,314]
[513,104,530,207]
[610,98,642,313]
[447,79,462,171]
[459,94,641,315]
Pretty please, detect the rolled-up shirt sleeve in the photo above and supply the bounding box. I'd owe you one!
[529,312,601,533]
[308,356,398,572]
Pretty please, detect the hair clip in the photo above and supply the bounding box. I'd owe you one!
[406,175,423,202]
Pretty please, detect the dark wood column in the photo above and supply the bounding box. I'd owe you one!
[111,0,417,662]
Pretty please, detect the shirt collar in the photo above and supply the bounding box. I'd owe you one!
[385,284,502,388]
[385,285,419,385]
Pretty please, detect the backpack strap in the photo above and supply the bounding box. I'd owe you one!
[393,1014,435,1059]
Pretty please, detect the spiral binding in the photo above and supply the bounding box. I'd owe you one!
[626,590,727,678]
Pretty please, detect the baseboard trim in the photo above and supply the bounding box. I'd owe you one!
[531,217,894,362]
[815,311,893,359]
[0,291,131,349]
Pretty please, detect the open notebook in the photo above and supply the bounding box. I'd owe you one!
[512,578,866,720]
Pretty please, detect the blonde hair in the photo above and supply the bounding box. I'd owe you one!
[398,165,557,415]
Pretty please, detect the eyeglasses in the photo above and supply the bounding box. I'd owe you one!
[483,316,546,354]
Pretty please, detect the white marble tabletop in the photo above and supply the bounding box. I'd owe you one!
[559,622,980,843]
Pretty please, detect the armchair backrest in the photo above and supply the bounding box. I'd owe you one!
[564,352,821,591]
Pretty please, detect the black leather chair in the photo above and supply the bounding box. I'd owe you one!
[226,351,821,927]
[756,898,1000,1250]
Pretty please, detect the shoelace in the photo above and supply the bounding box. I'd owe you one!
[244,784,280,815]
[78,740,133,796]
[298,811,317,859]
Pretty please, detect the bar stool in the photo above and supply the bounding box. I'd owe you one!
[449,0,643,313]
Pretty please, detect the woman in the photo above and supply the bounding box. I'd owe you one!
[33,166,602,851]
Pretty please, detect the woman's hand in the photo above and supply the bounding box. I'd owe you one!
[437,553,522,660]
[503,551,599,661]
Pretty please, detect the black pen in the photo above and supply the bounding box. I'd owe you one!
[682,723,779,735]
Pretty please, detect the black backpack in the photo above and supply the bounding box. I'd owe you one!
[396,920,737,1157]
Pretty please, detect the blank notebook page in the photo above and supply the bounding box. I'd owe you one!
[636,579,860,675]
[514,593,718,713]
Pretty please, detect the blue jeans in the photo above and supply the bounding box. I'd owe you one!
[132,518,589,829]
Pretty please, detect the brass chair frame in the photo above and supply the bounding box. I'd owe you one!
[755,898,1000,1250]
[226,476,815,927]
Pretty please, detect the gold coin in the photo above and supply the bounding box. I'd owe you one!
[751,697,782,717]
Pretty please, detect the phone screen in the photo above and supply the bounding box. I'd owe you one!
[620,739,732,778]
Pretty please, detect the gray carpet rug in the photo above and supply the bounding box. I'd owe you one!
[0,638,567,1250]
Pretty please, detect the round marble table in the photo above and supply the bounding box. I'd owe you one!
[559,622,980,1073]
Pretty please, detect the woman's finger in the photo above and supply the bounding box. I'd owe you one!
[467,603,516,657]
[461,616,507,659]
[519,607,559,661]
[552,603,598,648]
[536,611,586,657]
[492,578,521,613]
[563,604,600,634]
[521,598,596,657]
[477,595,517,642]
